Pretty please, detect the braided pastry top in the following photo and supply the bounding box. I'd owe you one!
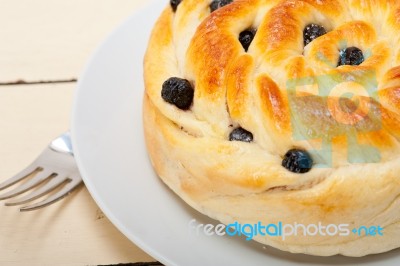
[143,0,400,256]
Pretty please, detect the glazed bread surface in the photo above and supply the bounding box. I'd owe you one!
[143,0,400,256]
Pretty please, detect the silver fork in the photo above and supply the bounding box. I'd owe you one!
[0,132,83,212]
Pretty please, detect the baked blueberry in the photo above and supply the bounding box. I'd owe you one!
[170,0,182,12]
[282,149,313,173]
[239,30,256,52]
[338,47,364,66]
[210,0,233,12]
[303,24,327,46]
[161,77,194,110]
[229,127,253,142]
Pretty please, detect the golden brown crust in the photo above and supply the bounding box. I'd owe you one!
[143,0,400,256]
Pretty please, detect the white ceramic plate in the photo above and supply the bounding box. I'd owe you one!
[71,1,400,265]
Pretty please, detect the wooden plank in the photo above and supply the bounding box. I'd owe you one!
[0,83,155,265]
[0,0,146,81]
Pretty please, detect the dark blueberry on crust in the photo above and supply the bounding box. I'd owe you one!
[282,149,313,174]
[229,127,253,142]
[303,24,327,46]
[210,0,233,13]
[170,0,182,12]
[161,77,194,110]
[239,30,256,52]
[338,47,364,66]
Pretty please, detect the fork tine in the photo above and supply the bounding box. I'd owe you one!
[20,176,83,212]
[0,170,54,200]
[4,176,69,206]
[0,165,39,191]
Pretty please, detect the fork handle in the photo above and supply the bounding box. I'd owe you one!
[50,131,73,155]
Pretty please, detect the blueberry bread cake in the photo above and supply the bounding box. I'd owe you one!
[143,0,400,256]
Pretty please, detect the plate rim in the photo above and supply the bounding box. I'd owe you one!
[70,1,400,265]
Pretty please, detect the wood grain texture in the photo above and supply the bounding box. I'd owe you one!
[0,46,155,266]
[0,0,146,81]
[0,1,160,264]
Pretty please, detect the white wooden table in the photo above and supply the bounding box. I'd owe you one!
[0,1,159,265]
